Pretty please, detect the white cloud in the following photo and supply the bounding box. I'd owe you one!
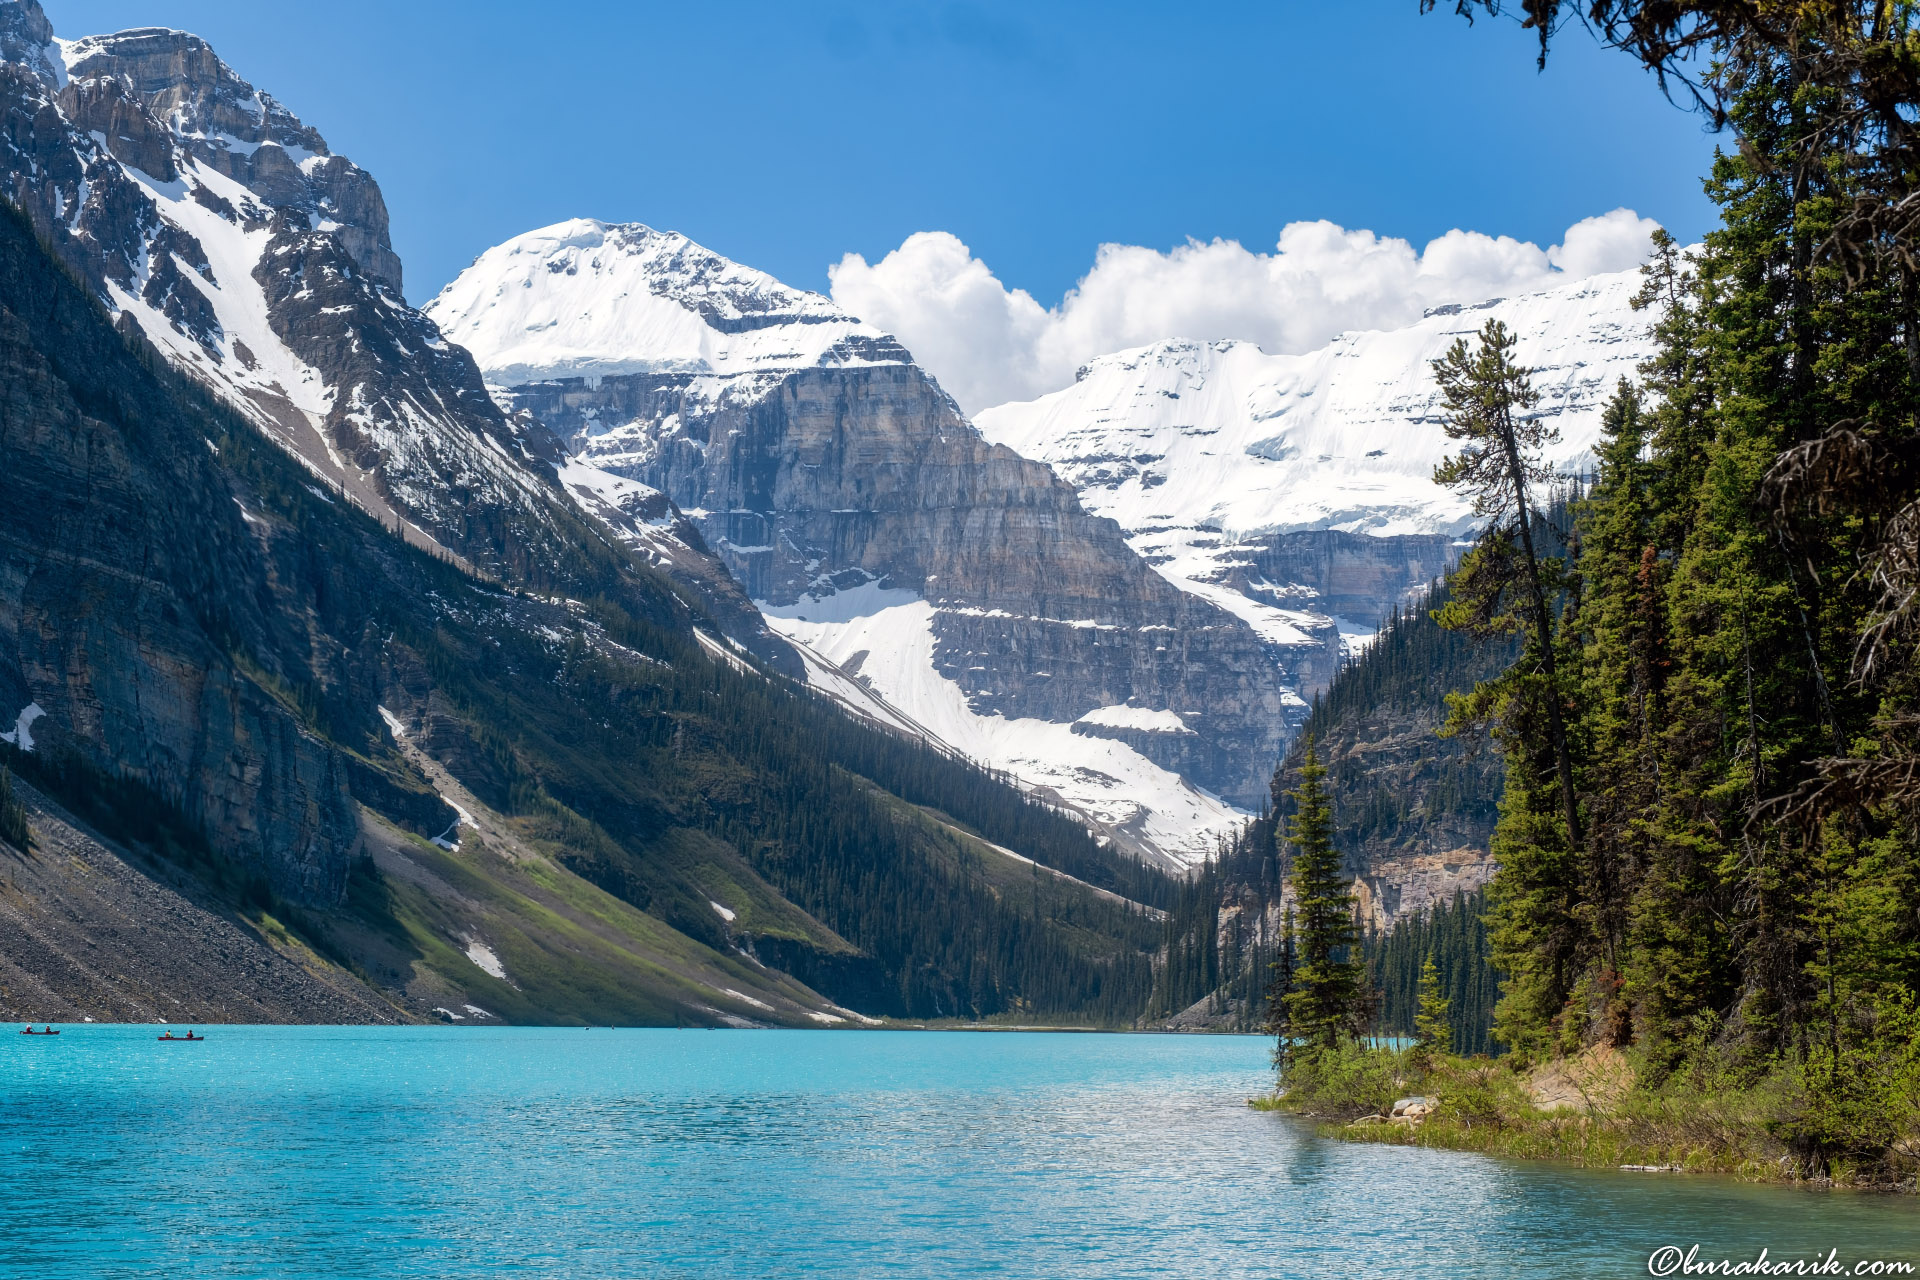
[828,208,1658,415]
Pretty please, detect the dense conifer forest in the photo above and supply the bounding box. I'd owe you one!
[1145,579,1511,1043]
[1367,890,1498,1056]
[1252,0,1920,1179]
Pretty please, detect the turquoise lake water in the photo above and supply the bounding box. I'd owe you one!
[4,1026,1919,1278]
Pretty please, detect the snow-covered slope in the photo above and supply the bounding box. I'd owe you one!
[437,220,1298,867]
[430,219,903,389]
[759,582,1247,862]
[975,269,1650,538]
[972,268,1655,657]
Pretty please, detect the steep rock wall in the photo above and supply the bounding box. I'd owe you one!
[508,357,1297,807]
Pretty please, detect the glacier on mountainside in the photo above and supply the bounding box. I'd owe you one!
[971,268,1656,663]
[757,581,1247,862]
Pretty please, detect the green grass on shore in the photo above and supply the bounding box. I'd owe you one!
[1251,1042,1920,1189]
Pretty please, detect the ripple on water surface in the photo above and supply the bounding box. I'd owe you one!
[3,1026,1918,1279]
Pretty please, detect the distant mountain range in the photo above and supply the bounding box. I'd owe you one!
[430,224,1656,866]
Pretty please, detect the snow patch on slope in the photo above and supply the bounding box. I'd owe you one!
[108,161,336,431]
[1075,705,1192,735]
[760,581,1245,865]
[2,702,45,752]
[464,940,506,981]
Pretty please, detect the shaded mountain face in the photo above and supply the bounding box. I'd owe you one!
[0,195,1169,1024]
[432,220,1304,864]
[1141,584,1518,1032]
[0,2,784,667]
[972,271,1653,686]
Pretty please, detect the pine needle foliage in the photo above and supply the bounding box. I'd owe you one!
[1414,954,1453,1062]
[0,765,28,851]
[1275,744,1369,1058]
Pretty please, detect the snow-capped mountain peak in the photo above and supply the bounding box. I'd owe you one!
[426,218,908,389]
[977,266,1653,544]
[970,266,1657,679]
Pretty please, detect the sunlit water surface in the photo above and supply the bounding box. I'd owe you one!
[4,1026,1918,1278]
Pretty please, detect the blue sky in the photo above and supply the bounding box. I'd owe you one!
[48,0,1720,310]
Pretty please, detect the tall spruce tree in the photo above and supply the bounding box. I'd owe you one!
[1431,318,1583,854]
[1279,744,1367,1056]
[1413,954,1453,1065]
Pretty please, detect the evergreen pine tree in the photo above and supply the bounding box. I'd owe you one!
[1281,744,1367,1056]
[1431,318,1583,854]
[1413,953,1452,1065]
[0,767,28,852]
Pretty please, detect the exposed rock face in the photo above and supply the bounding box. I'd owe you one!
[434,221,1305,859]
[1350,847,1495,935]
[1240,530,1457,627]
[63,26,403,289]
[0,205,362,903]
[0,1,780,664]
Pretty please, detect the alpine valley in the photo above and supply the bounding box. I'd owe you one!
[0,0,1654,1028]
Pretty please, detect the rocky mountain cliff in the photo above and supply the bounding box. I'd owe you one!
[0,2,782,666]
[430,220,1304,864]
[972,270,1652,687]
[1144,579,1518,1031]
